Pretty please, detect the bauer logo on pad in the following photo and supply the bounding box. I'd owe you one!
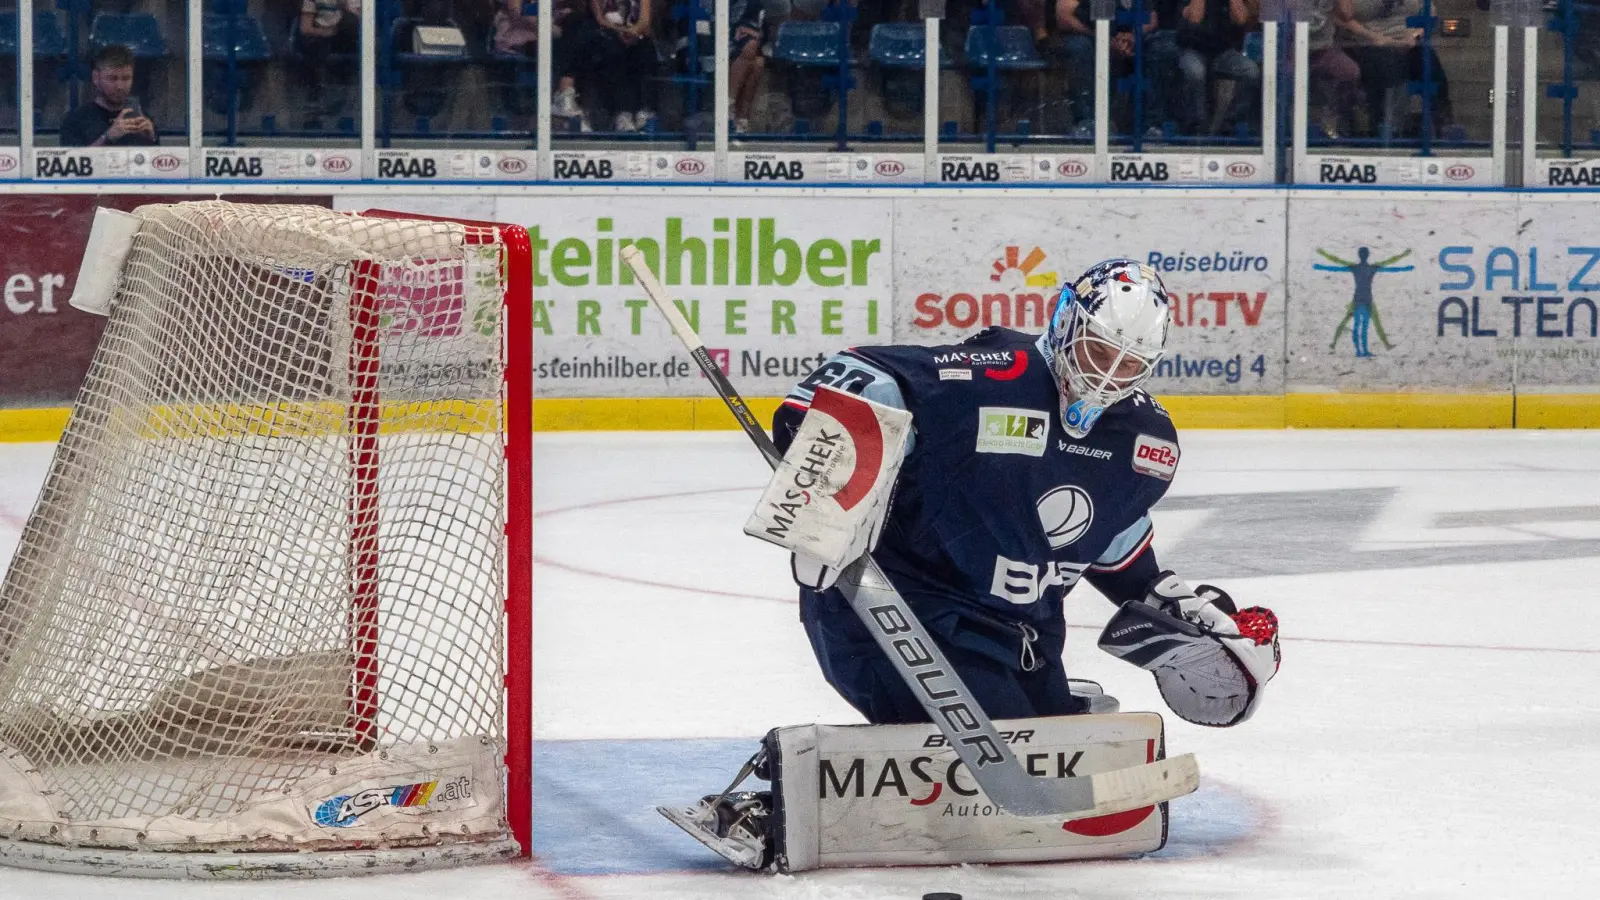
[1131,434,1179,481]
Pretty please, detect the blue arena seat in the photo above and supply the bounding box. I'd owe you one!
[89,12,167,59]
[485,28,538,120]
[964,24,1047,71]
[868,22,952,119]
[964,24,1046,146]
[868,22,953,70]
[771,19,851,125]
[388,17,471,123]
[0,12,70,59]
[203,14,272,126]
[36,10,68,59]
[771,21,843,67]
[202,15,272,64]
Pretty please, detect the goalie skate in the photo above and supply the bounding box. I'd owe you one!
[657,791,774,870]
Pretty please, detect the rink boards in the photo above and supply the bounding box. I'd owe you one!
[4,187,1600,438]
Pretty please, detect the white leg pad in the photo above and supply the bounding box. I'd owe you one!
[769,712,1175,872]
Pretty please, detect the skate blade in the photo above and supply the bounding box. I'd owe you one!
[657,804,767,870]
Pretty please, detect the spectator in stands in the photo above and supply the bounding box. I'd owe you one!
[1053,0,1097,137]
[60,44,157,147]
[297,0,360,129]
[1175,0,1260,135]
[455,0,501,50]
[1306,0,1360,138]
[592,0,658,132]
[494,0,539,54]
[729,0,766,133]
[1567,0,1600,79]
[1055,0,1181,139]
[1337,0,1454,138]
[495,0,598,129]
[1016,0,1050,43]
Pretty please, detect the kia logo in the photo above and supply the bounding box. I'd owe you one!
[1445,164,1474,181]
[152,154,181,172]
[875,160,905,176]
[323,156,353,173]
[1058,160,1088,177]
[0,155,16,172]
[1227,161,1256,177]
[498,157,528,174]
[676,157,706,175]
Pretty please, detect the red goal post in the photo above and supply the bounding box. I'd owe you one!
[358,207,534,861]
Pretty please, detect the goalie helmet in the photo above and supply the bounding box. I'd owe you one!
[1045,260,1173,438]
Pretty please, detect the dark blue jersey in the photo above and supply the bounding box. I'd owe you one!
[774,327,1178,630]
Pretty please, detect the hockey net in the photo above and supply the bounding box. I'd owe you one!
[0,201,532,877]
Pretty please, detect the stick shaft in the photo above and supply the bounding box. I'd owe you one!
[621,246,780,468]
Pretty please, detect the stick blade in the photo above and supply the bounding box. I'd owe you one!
[1068,753,1200,821]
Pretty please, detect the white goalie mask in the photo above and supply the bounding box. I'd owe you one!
[1045,260,1173,438]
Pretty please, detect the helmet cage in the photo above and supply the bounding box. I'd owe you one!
[1050,289,1165,411]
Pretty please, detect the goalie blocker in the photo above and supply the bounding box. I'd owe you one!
[660,712,1175,872]
[743,385,912,590]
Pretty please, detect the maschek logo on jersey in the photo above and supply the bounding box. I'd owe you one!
[1036,485,1094,549]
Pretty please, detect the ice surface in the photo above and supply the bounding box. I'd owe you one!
[1,430,1598,899]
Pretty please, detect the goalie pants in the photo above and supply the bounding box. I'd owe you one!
[800,587,1088,725]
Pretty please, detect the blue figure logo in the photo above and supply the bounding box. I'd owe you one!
[1314,247,1413,357]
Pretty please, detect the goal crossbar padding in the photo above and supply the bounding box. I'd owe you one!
[0,201,525,868]
[70,208,143,316]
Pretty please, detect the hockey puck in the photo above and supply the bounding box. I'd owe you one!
[922,894,962,900]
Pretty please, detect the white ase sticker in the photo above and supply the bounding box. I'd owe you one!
[1132,434,1180,480]
[311,769,477,828]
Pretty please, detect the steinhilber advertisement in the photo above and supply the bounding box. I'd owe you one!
[498,196,893,398]
[891,195,1287,396]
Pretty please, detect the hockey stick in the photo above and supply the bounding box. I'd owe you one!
[621,246,1198,819]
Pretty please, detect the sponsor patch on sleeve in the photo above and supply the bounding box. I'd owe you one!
[938,368,973,381]
[1131,434,1180,480]
[976,407,1050,457]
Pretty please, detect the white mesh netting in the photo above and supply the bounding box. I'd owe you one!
[0,202,516,861]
